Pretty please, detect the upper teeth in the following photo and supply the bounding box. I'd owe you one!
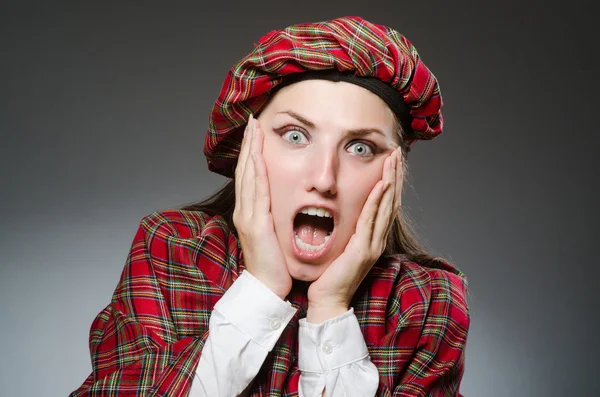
[300,206,332,218]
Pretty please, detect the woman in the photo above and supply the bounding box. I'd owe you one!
[71,16,469,397]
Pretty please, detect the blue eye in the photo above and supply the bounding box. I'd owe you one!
[347,142,374,156]
[283,129,309,145]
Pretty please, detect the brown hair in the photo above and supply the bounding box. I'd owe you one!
[181,96,447,270]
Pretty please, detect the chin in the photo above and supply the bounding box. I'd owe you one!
[286,260,328,282]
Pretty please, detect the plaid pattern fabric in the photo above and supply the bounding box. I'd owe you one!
[70,210,469,397]
[205,16,444,177]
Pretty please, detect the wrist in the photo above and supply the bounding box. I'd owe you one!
[245,270,290,300]
[306,303,349,324]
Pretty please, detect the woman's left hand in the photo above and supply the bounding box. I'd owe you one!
[306,148,403,323]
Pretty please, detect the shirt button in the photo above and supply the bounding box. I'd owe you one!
[322,342,333,354]
[270,318,282,330]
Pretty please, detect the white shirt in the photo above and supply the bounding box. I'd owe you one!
[189,270,379,397]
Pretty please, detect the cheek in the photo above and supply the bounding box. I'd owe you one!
[262,137,308,190]
[339,165,382,220]
[262,139,291,189]
[262,139,296,225]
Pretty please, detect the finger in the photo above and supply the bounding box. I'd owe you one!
[383,148,404,239]
[239,118,256,217]
[252,152,271,214]
[355,159,390,244]
[235,115,255,211]
[235,115,254,183]
[252,121,271,214]
[251,117,264,161]
[372,151,397,246]
[391,147,403,219]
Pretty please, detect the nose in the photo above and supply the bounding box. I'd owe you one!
[304,148,338,197]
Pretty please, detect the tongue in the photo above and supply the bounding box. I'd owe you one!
[296,224,329,245]
[294,214,332,246]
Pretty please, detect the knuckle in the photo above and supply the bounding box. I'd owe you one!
[232,213,241,228]
[233,210,251,228]
[235,164,245,175]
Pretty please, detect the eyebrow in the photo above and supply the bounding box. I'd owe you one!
[276,110,388,138]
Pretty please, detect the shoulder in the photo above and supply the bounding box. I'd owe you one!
[131,209,241,292]
[381,256,469,333]
[133,210,240,272]
[136,209,233,241]
[397,258,468,303]
[405,260,468,309]
[406,259,470,335]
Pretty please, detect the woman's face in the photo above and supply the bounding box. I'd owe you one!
[256,80,400,282]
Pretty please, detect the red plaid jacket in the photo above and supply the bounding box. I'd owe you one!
[70,210,469,396]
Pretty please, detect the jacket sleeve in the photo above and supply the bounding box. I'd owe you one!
[376,267,470,397]
[70,213,217,397]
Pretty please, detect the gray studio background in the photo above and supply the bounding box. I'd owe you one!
[1,1,597,396]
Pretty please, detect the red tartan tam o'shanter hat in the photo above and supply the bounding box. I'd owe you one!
[204,16,444,178]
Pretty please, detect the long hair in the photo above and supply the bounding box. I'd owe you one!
[181,103,448,269]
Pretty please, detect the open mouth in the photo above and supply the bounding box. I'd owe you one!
[292,207,335,255]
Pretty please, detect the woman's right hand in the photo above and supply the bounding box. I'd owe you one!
[233,115,292,300]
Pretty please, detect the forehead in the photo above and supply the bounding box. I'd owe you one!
[262,79,396,135]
